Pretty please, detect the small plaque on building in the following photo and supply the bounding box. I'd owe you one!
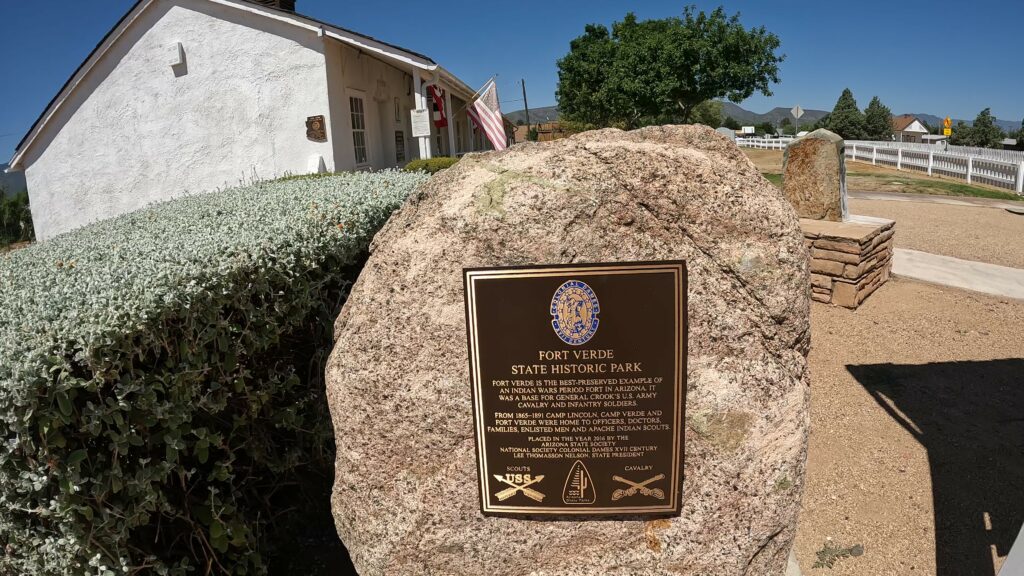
[306,115,327,142]
[463,261,687,517]
[410,108,432,138]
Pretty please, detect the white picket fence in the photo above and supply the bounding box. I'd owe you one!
[736,137,793,150]
[736,137,1024,194]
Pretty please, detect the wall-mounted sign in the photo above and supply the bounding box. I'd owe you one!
[410,108,432,138]
[306,115,327,142]
[463,261,687,517]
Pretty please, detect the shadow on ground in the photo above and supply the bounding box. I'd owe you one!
[848,359,1024,576]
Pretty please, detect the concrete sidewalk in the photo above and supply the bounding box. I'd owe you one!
[893,249,1024,300]
[850,190,1024,211]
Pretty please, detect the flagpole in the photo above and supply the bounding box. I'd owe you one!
[451,76,496,117]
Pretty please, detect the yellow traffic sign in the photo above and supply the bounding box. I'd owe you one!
[943,116,952,129]
[943,128,952,136]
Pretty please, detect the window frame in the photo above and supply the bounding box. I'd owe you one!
[349,94,369,167]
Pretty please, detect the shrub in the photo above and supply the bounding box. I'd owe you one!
[0,189,34,247]
[404,156,459,174]
[0,170,426,575]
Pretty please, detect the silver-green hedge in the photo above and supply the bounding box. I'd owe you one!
[0,171,426,575]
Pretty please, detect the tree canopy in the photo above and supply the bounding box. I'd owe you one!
[556,6,784,128]
[949,108,1006,148]
[863,96,893,141]
[690,100,723,127]
[824,88,865,140]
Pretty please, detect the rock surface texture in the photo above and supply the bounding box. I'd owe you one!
[327,125,811,576]
[783,129,848,222]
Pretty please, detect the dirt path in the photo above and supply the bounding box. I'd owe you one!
[849,198,1024,269]
[795,278,1024,575]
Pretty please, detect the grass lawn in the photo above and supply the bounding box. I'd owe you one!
[745,149,1023,202]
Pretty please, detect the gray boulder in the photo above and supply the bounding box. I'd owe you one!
[326,125,810,575]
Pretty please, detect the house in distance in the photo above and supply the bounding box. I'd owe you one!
[891,115,929,143]
[7,0,483,240]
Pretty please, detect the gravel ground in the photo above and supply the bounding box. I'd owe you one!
[794,277,1024,575]
[849,198,1024,269]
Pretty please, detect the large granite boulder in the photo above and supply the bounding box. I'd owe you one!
[783,129,848,221]
[326,125,810,575]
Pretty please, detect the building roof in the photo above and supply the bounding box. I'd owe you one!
[10,0,475,169]
[891,115,922,132]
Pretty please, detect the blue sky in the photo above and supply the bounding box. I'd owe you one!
[2,0,1023,160]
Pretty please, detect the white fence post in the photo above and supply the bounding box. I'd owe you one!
[967,156,973,184]
[872,147,877,165]
[928,151,934,176]
[1017,161,1024,195]
[897,149,902,170]
[852,144,857,160]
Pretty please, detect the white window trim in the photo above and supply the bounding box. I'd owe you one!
[348,89,370,168]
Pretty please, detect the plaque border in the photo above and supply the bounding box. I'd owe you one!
[463,261,687,517]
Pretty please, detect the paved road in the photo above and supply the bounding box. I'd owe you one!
[892,249,1024,300]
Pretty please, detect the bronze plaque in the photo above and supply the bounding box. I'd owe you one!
[464,261,687,517]
[306,115,327,142]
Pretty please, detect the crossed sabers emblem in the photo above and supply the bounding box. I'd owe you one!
[493,475,546,502]
[611,473,665,501]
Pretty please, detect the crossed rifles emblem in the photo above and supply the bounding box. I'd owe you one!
[611,473,665,501]
[493,475,546,502]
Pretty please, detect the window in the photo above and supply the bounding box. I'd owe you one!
[394,97,401,123]
[350,96,367,165]
[435,134,443,156]
[395,131,405,163]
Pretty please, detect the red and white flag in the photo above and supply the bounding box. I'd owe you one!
[467,79,507,151]
[428,84,448,129]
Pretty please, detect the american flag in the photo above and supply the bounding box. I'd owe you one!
[467,79,507,151]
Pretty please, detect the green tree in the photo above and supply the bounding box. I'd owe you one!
[756,121,776,136]
[948,120,971,145]
[556,6,783,128]
[690,100,723,127]
[722,116,741,130]
[950,108,1006,148]
[1015,118,1024,147]
[825,88,866,139]
[863,96,893,141]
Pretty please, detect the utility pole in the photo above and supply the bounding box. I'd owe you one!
[521,78,531,133]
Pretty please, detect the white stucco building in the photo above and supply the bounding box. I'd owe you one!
[7,0,486,240]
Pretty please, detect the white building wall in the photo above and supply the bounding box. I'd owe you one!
[325,41,416,171]
[21,0,334,240]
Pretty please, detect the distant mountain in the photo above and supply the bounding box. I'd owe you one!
[504,105,559,125]
[503,103,1022,134]
[720,102,829,127]
[0,164,27,196]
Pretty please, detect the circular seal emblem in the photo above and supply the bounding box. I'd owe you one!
[550,280,600,345]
